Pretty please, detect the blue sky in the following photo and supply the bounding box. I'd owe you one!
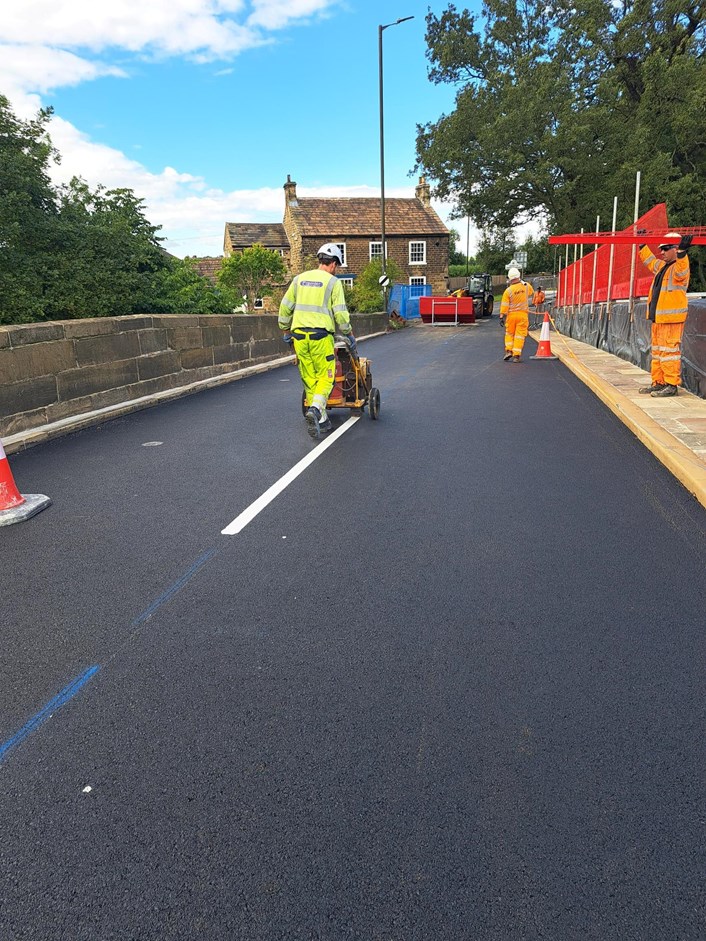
[1,0,480,258]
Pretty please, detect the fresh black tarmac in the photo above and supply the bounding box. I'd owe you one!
[2,322,705,940]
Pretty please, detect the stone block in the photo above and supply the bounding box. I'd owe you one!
[213,344,242,366]
[75,332,141,366]
[167,326,203,350]
[137,350,181,381]
[137,329,168,355]
[58,360,139,400]
[181,348,213,370]
[0,375,57,417]
[114,316,154,331]
[0,407,48,437]
[46,396,94,423]
[0,340,76,384]
[152,315,201,329]
[0,330,10,349]
[202,325,231,348]
[63,319,118,338]
[6,323,65,346]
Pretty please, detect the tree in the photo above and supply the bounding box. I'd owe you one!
[217,244,287,313]
[0,96,59,323]
[147,258,233,314]
[475,228,516,276]
[350,257,403,313]
[416,1,706,241]
[448,227,467,266]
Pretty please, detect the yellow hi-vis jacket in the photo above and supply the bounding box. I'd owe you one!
[500,280,534,317]
[639,247,690,324]
[278,268,352,335]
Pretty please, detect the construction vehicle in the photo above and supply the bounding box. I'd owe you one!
[448,273,494,317]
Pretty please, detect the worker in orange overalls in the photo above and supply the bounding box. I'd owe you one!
[499,267,534,362]
[638,232,692,397]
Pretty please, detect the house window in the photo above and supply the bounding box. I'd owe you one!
[409,276,426,297]
[334,243,347,267]
[369,241,388,261]
[338,277,355,288]
[409,241,426,264]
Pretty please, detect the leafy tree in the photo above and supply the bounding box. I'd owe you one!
[475,228,516,276]
[350,257,403,313]
[0,96,59,323]
[217,244,287,314]
[147,258,233,314]
[448,227,467,266]
[416,1,706,249]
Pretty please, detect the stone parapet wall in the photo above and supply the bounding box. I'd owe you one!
[0,312,387,440]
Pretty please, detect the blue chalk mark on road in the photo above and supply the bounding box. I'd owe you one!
[130,548,218,628]
[0,665,100,765]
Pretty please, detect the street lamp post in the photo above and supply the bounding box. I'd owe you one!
[379,16,413,304]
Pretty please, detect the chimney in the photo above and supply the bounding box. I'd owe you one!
[415,175,431,207]
[284,174,298,206]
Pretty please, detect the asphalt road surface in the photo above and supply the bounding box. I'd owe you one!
[2,322,705,940]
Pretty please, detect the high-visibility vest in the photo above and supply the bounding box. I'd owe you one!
[278,269,351,334]
[639,248,690,324]
[500,281,534,317]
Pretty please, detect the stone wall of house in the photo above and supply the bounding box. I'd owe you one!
[300,235,449,295]
[0,312,387,447]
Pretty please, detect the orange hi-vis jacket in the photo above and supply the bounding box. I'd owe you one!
[500,280,534,317]
[638,247,690,324]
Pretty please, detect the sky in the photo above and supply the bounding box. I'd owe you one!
[0,0,494,259]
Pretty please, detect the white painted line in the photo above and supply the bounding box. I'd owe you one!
[221,416,361,535]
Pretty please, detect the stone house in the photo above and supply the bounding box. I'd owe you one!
[221,175,449,309]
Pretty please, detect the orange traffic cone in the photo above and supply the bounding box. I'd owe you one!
[0,440,51,527]
[531,312,558,360]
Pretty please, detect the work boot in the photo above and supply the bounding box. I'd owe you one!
[318,416,332,434]
[503,351,513,361]
[639,383,664,394]
[650,383,678,397]
[305,406,321,439]
[511,355,521,363]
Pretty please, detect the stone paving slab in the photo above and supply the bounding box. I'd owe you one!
[530,326,706,509]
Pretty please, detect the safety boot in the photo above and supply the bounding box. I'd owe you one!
[503,351,513,361]
[305,406,321,439]
[650,383,678,397]
[511,355,521,363]
[318,416,332,434]
[639,383,665,394]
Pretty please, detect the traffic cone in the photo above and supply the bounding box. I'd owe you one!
[531,312,558,360]
[0,440,51,527]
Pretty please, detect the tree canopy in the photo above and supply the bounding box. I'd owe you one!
[416,1,706,240]
[0,96,231,323]
[217,244,287,314]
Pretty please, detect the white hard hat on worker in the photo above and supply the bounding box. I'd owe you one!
[507,267,521,281]
[317,243,344,265]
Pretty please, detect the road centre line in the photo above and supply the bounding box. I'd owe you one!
[221,416,360,535]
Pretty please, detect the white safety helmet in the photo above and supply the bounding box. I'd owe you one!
[507,267,521,280]
[317,243,344,265]
[660,232,681,247]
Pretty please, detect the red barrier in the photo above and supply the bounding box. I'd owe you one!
[556,204,670,306]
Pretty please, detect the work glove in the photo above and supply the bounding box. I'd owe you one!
[345,334,357,354]
[499,316,505,325]
[678,234,693,252]
[282,331,293,346]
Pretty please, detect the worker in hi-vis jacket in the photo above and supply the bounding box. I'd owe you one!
[279,243,355,439]
[638,232,692,397]
[499,267,534,362]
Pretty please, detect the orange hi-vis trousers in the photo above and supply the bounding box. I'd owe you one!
[505,312,529,357]
[651,322,685,387]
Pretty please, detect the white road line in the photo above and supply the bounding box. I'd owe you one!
[221,416,361,535]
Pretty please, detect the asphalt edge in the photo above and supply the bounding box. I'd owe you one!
[535,331,706,510]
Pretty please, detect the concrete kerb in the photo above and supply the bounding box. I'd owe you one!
[529,329,706,511]
[1,329,389,455]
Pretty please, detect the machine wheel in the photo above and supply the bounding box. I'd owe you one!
[369,387,381,420]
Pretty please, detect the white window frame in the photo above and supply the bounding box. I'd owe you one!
[409,241,427,265]
[369,241,388,261]
[334,242,347,267]
[409,276,426,286]
[338,277,354,288]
